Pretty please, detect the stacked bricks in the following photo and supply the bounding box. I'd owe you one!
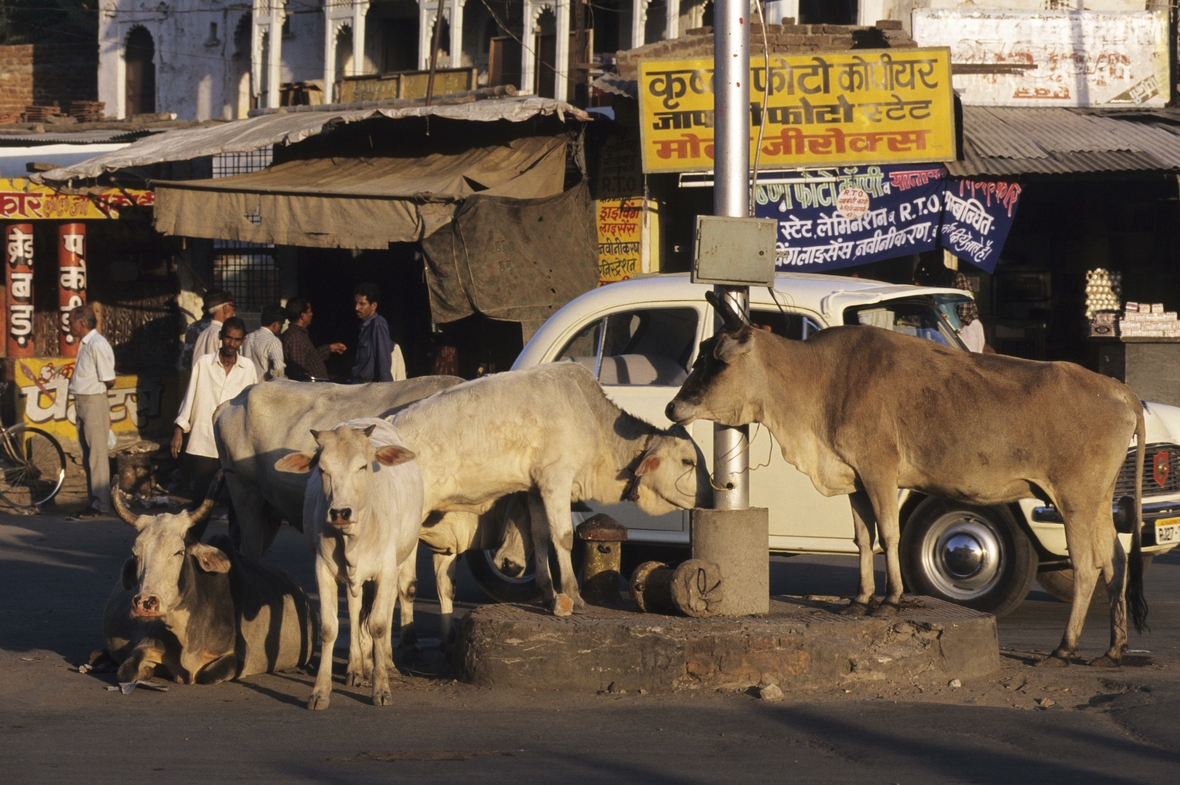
[615,19,915,81]
[0,44,98,122]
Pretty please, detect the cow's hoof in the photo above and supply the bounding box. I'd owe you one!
[571,597,588,615]
[1037,653,1071,668]
[551,594,575,617]
[372,688,394,706]
[345,671,369,688]
[870,602,899,618]
[307,692,331,711]
[1088,654,1121,668]
[841,601,870,617]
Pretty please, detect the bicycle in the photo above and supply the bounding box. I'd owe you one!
[0,382,67,509]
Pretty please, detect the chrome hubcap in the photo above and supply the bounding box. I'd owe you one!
[920,512,1004,599]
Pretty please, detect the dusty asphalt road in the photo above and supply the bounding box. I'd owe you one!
[2,507,1179,784]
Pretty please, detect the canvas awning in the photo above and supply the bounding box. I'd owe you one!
[151,135,569,248]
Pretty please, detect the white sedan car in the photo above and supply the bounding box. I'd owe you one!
[468,272,1180,616]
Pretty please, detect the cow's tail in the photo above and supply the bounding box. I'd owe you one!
[1128,399,1149,634]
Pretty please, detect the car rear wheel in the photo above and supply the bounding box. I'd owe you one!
[1037,555,1154,604]
[900,498,1037,618]
[465,546,585,604]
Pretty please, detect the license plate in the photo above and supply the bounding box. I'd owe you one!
[1156,517,1180,545]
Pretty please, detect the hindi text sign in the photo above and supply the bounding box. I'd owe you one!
[639,48,956,174]
[752,164,1021,274]
[58,223,86,357]
[6,223,35,357]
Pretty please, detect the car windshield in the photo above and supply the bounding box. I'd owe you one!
[843,297,967,350]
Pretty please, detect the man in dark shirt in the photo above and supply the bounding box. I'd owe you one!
[281,297,345,380]
[349,282,395,383]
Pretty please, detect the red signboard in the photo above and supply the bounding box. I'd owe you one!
[57,223,86,358]
[5,223,35,357]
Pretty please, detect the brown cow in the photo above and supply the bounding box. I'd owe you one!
[666,291,1147,667]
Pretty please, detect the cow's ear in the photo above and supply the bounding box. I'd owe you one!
[188,543,231,574]
[120,557,138,590]
[375,445,416,467]
[713,332,753,363]
[362,424,378,438]
[635,455,660,477]
[274,451,316,473]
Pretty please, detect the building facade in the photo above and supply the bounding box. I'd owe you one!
[96,1,1167,121]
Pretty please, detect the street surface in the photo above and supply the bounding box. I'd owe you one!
[2,506,1178,783]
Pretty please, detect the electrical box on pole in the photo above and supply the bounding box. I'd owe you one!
[692,216,778,287]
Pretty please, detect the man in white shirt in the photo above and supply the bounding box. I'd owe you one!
[241,304,286,380]
[69,305,116,519]
[191,290,235,366]
[172,316,257,499]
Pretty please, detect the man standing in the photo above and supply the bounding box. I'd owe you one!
[69,305,115,519]
[242,304,286,380]
[349,283,395,383]
[191,290,235,365]
[280,297,345,381]
[172,316,257,499]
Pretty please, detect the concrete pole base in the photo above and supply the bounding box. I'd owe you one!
[691,507,769,616]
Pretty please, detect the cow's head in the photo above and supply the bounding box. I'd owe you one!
[113,472,229,622]
[666,290,765,428]
[491,493,534,578]
[625,426,713,514]
[274,424,416,530]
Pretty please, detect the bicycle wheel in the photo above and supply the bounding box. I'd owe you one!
[0,425,67,508]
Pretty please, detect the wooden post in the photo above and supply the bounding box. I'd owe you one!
[5,223,35,358]
[58,223,87,358]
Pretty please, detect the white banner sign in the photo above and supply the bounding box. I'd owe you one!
[912,9,1169,108]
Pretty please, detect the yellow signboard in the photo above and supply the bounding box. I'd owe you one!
[0,178,154,221]
[13,357,169,442]
[638,48,956,173]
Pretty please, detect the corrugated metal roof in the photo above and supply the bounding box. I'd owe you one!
[36,97,590,184]
[0,129,153,145]
[951,107,1180,176]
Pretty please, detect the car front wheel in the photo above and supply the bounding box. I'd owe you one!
[900,498,1037,618]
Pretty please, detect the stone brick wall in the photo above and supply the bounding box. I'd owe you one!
[615,20,916,80]
[0,44,99,118]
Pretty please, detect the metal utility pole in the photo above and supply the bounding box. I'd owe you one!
[711,0,751,512]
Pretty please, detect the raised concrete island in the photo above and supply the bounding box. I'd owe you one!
[455,596,999,694]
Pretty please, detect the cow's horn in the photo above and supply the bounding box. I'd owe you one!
[187,469,224,527]
[110,484,142,529]
[705,290,747,332]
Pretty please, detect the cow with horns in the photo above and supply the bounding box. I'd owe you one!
[103,473,315,685]
[667,290,1147,667]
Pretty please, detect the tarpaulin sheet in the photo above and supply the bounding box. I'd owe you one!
[35,97,590,183]
[422,180,599,337]
[151,136,568,248]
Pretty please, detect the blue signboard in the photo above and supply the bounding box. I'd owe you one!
[752,164,1021,274]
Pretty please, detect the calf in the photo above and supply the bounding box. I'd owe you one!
[104,475,314,685]
[391,363,712,614]
[275,419,421,710]
[667,291,1146,666]
[420,494,533,647]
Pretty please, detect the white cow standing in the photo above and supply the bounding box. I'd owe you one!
[276,418,421,710]
[216,377,532,648]
[390,363,712,613]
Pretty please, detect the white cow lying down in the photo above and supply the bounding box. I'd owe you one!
[276,418,420,710]
[390,363,713,613]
